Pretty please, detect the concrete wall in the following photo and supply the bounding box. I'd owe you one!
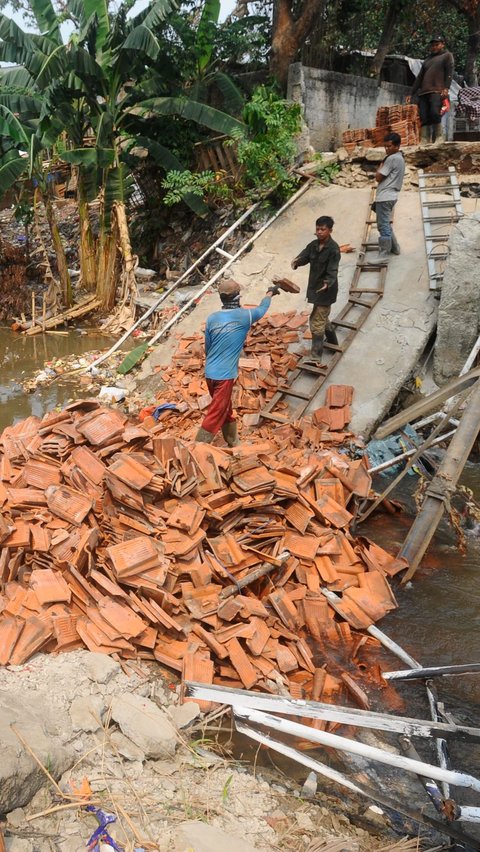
[288,63,409,152]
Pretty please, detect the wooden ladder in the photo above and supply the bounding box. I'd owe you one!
[259,193,386,425]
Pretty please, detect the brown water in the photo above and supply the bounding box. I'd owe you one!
[363,469,480,709]
[0,325,114,431]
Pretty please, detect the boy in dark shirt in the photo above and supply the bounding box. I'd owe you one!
[291,215,340,363]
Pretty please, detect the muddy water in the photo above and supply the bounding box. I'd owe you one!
[363,469,480,709]
[0,326,114,431]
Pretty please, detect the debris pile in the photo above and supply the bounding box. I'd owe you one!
[0,391,406,711]
[342,104,420,152]
[0,236,29,321]
[151,309,319,430]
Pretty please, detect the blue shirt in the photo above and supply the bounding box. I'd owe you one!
[205,297,271,380]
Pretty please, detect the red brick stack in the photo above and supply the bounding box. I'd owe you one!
[342,103,420,151]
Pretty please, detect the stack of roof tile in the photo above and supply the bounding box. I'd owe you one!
[151,310,321,431]
[342,103,420,151]
[0,374,406,709]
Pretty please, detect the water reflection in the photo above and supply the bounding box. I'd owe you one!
[0,325,114,431]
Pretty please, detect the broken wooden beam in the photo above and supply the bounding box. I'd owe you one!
[399,376,480,582]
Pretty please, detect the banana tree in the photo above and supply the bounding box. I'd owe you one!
[0,0,247,313]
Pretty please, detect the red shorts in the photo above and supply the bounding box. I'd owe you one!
[201,379,236,434]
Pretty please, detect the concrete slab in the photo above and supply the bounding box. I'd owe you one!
[137,183,436,438]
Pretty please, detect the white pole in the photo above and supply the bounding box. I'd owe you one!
[234,707,480,793]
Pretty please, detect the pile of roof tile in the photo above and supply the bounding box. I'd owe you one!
[152,310,313,432]
[342,103,420,152]
[0,382,406,710]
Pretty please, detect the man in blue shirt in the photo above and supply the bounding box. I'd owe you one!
[195,278,279,445]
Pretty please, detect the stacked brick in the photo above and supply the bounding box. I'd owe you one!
[342,103,420,152]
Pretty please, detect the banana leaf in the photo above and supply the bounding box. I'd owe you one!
[134,96,246,135]
[196,0,220,73]
[0,151,29,196]
[117,342,151,374]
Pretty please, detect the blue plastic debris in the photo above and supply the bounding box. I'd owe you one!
[86,807,122,851]
[153,403,178,421]
[366,425,424,476]
[85,806,145,852]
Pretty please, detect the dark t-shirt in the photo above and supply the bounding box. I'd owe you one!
[294,237,340,306]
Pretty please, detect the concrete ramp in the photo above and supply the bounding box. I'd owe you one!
[138,183,436,439]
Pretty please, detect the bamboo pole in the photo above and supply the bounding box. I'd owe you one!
[234,721,480,846]
[234,707,480,792]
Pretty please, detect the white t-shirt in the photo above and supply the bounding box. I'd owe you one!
[376,151,405,202]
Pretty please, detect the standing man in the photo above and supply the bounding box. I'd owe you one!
[408,35,454,144]
[371,132,405,265]
[291,215,340,363]
[195,278,279,445]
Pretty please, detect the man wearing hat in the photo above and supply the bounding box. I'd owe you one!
[408,35,454,144]
[195,279,279,445]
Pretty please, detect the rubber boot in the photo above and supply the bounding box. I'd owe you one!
[390,230,401,255]
[325,325,338,345]
[369,235,392,265]
[195,426,215,443]
[433,124,445,144]
[420,124,430,144]
[221,421,240,447]
[309,333,325,362]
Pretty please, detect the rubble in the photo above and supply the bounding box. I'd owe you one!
[0,310,409,718]
[0,368,403,718]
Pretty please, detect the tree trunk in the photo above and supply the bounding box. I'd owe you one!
[270,0,325,92]
[96,228,119,311]
[370,0,403,80]
[114,202,137,308]
[42,194,72,307]
[77,172,97,292]
[464,8,480,85]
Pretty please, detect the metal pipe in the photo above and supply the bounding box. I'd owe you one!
[373,367,480,440]
[384,662,480,681]
[235,721,480,847]
[360,403,463,523]
[367,429,456,474]
[185,681,480,741]
[399,376,480,582]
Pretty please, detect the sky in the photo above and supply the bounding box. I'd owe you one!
[5,0,239,31]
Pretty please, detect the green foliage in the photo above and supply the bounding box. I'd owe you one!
[221,774,233,804]
[313,153,340,182]
[161,167,229,205]
[234,86,302,198]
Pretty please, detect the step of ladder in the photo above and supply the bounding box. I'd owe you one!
[418,165,464,292]
[276,386,311,399]
[422,200,461,209]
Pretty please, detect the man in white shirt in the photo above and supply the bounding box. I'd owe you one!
[370,132,405,265]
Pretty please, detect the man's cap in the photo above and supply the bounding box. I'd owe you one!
[430,34,445,42]
[218,278,241,296]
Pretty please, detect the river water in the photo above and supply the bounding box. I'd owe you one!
[0,325,115,431]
